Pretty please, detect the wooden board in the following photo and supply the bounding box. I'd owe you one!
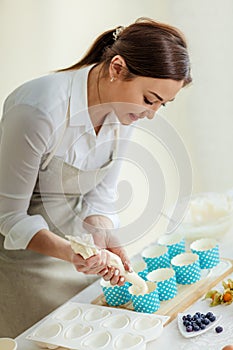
[91,258,233,325]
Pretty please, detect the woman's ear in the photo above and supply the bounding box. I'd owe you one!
[109,55,127,80]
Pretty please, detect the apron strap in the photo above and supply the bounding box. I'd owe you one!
[112,125,119,160]
[41,99,70,171]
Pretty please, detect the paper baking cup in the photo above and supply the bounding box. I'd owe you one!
[131,259,148,281]
[142,245,170,272]
[100,280,131,306]
[171,253,201,284]
[190,238,220,269]
[129,281,160,313]
[147,268,177,301]
[158,232,186,259]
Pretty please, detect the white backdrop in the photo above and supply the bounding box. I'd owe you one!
[1,0,232,254]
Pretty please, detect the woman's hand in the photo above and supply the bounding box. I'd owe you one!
[72,248,127,286]
[72,249,110,275]
[79,215,132,286]
[97,245,132,286]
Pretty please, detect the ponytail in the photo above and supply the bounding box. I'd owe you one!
[57,18,192,86]
[58,28,117,71]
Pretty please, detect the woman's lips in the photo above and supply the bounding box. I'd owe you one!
[129,113,139,121]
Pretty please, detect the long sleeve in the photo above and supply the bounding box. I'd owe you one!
[0,105,53,249]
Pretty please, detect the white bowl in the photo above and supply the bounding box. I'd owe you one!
[0,338,17,350]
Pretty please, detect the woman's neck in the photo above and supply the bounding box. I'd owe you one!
[87,64,112,135]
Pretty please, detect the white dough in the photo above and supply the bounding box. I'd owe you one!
[66,234,148,295]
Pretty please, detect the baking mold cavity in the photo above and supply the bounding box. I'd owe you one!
[55,304,81,321]
[114,333,144,350]
[82,331,111,349]
[83,308,110,322]
[64,323,92,339]
[34,322,62,339]
[133,317,161,331]
[101,314,130,329]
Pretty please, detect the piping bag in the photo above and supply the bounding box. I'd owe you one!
[66,234,148,295]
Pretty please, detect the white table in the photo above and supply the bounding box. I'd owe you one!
[15,230,233,350]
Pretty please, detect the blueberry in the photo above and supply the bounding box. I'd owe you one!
[192,314,198,321]
[209,315,216,322]
[186,314,192,320]
[196,319,202,326]
[186,325,193,332]
[200,324,206,330]
[206,312,214,319]
[215,326,223,333]
[182,315,187,321]
[195,312,201,317]
[203,318,210,325]
[201,313,205,318]
[193,324,200,331]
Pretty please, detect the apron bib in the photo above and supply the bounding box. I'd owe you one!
[0,98,119,337]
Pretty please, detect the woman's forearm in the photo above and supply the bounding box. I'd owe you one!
[83,215,114,231]
[26,215,114,261]
[26,228,73,262]
[83,215,114,248]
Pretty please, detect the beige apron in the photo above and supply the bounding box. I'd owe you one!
[0,99,119,338]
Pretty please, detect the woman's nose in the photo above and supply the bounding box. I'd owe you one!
[146,103,163,118]
[146,111,155,119]
[144,108,156,120]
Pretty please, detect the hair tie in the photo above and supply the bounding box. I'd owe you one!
[113,26,124,41]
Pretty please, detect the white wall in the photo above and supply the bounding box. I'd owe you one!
[0,0,157,107]
[1,0,233,255]
[151,0,233,194]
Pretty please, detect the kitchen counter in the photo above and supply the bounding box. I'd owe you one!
[15,228,233,350]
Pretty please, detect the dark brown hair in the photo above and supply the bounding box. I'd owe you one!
[58,17,192,86]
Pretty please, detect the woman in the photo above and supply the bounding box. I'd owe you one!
[0,18,192,337]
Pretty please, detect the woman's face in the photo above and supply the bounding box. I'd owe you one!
[107,75,184,125]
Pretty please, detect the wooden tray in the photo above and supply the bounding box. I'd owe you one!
[91,258,233,325]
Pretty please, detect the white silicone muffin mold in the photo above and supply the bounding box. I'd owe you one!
[26,302,169,349]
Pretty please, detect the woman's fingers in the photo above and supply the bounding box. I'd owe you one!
[101,266,125,286]
[71,248,128,286]
[72,252,106,274]
[97,267,109,276]
[108,246,132,272]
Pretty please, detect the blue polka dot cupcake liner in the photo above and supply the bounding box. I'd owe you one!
[100,280,131,306]
[138,269,148,281]
[142,245,170,272]
[190,238,220,269]
[167,239,186,259]
[171,253,201,285]
[129,281,160,313]
[147,268,178,301]
[131,259,148,281]
[158,233,186,260]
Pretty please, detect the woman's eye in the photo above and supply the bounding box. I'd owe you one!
[143,97,153,105]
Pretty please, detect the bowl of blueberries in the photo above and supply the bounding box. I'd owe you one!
[178,311,222,338]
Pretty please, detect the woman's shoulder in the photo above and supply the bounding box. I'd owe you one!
[3,71,74,116]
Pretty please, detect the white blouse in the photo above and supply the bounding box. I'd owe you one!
[0,65,133,250]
